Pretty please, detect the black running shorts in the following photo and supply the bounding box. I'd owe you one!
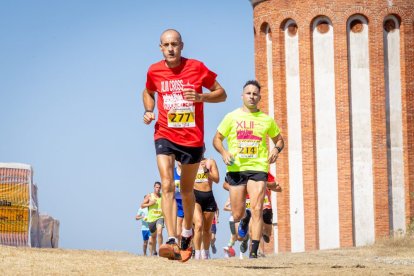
[226,171,268,186]
[148,218,164,234]
[154,138,204,164]
[194,190,217,212]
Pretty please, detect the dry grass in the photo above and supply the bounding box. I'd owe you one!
[1,236,414,276]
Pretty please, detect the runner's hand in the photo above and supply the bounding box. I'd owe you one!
[143,111,155,124]
[222,151,235,166]
[268,148,279,163]
[183,87,202,102]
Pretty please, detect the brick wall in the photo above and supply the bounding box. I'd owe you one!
[251,0,414,252]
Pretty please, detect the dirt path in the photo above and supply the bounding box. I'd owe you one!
[1,240,413,275]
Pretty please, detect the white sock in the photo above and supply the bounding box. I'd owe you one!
[195,250,201,259]
[201,249,209,259]
[181,228,193,238]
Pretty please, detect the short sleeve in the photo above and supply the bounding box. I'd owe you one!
[199,62,217,89]
[267,119,281,138]
[145,70,157,92]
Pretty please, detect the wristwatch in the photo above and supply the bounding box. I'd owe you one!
[275,146,282,153]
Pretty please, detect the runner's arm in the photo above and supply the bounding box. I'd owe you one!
[213,131,234,166]
[183,80,226,103]
[267,180,282,192]
[140,194,153,208]
[142,88,155,124]
[200,81,226,103]
[135,213,144,220]
[207,159,220,183]
[268,133,284,164]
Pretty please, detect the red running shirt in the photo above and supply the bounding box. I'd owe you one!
[146,58,217,147]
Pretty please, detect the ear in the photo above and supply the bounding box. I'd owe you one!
[180,42,184,50]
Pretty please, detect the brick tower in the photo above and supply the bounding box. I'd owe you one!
[250,0,414,253]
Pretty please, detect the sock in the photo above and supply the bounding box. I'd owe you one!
[195,250,201,259]
[251,240,260,255]
[201,249,209,259]
[228,239,235,247]
[181,228,193,238]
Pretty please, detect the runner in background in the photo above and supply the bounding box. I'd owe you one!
[210,208,219,255]
[174,161,184,244]
[222,196,236,258]
[259,172,282,256]
[192,157,219,260]
[135,200,151,256]
[141,181,164,256]
[223,172,281,257]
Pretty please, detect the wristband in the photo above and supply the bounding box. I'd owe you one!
[275,146,282,153]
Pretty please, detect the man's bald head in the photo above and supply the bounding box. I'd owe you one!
[160,29,182,44]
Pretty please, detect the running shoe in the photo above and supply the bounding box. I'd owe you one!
[263,234,270,243]
[228,246,236,257]
[240,234,249,253]
[180,235,193,251]
[223,247,230,258]
[179,247,193,262]
[238,209,251,239]
[249,252,258,259]
[159,238,181,261]
[211,242,217,254]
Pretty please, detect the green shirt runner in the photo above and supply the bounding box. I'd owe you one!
[217,108,280,173]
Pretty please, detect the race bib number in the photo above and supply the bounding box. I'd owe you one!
[168,107,195,128]
[195,169,208,183]
[238,140,259,158]
[153,210,162,216]
[246,200,251,209]
[175,180,181,192]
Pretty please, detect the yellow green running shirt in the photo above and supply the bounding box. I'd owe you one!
[217,108,280,173]
[146,193,163,223]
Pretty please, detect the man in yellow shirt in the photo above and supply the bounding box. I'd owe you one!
[213,80,284,258]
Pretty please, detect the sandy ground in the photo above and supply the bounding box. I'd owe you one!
[1,237,413,275]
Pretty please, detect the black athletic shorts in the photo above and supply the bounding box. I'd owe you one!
[148,218,164,234]
[194,190,217,212]
[263,208,273,225]
[226,171,268,186]
[154,138,204,164]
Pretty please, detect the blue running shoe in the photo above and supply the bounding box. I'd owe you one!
[238,209,251,239]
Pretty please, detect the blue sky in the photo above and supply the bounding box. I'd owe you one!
[0,1,255,256]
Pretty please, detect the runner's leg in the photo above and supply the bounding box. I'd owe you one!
[229,184,247,241]
[193,203,203,253]
[180,163,199,233]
